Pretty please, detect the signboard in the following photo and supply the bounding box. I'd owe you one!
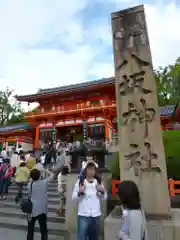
[51,125,57,143]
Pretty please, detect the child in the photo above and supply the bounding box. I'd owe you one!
[79,159,101,193]
[72,161,107,240]
[117,181,148,240]
[56,166,69,216]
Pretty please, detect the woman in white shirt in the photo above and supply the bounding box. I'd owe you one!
[72,161,107,240]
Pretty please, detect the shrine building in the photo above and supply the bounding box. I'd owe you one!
[0,77,177,151]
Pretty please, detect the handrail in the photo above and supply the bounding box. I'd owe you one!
[112,179,180,197]
[168,179,180,196]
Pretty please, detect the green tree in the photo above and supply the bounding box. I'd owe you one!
[110,131,180,180]
[154,66,173,106]
[163,130,180,179]
[167,57,180,112]
[154,57,180,106]
[0,88,23,126]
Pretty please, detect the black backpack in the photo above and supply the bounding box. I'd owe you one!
[20,182,33,214]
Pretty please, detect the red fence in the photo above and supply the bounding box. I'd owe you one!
[112,179,180,196]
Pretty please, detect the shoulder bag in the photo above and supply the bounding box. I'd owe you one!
[20,181,33,214]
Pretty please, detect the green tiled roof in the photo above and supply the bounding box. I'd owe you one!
[0,123,33,134]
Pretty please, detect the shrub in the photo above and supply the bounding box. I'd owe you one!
[109,130,180,180]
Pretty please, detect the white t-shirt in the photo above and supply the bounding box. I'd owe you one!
[64,155,71,167]
[57,172,68,192]
[11,154,20,167]
[1,150,7,158]
[56,141,61,151]
[72,179,107,217]
[33,163,45,173]
[40,155,45,165]
[75,141,81,148]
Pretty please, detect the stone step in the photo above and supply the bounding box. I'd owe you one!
[10,183,58,191]
[6,195,60,204]
[0,207,65,223]
[0,179,68,238]
[8,189,59,198]
[0,215,67,236]
[10,180,58,186]
[0,200,62,212]
[0,228,67,240]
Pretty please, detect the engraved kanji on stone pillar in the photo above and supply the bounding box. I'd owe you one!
[111,5,170,216]
[119,71,152,96]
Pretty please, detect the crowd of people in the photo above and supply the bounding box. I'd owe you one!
[0,140,148,240]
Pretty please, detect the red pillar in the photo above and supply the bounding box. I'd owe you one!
[34,126,40,149]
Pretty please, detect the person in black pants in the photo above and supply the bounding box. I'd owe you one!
[27,159,65,240]
[27,213,47,240]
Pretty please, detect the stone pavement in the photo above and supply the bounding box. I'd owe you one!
[0,228,66,240]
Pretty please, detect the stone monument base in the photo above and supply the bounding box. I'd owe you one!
[104,206,180,240]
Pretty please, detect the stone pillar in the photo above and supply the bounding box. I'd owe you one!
[111,5,170,216]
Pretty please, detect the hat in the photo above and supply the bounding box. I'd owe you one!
[84,160,98,169]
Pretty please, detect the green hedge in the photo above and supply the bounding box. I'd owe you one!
[164,130,180,179]
[109,130,180,180]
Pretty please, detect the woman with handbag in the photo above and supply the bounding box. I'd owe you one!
[117,181,148,240]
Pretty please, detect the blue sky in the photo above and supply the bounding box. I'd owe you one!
[0,0,180,96]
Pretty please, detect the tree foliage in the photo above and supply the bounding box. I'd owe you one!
[0,88,23,126]
[155,57,180,106]
[110,131,180,180]
[164,130,180,179]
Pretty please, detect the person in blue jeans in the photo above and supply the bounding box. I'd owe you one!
[72,161,107,240]
[0,160,13,199]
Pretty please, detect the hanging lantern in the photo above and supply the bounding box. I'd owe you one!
[51,125,57,144]
[82,120,88,140]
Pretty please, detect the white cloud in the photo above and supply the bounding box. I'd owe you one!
[0,0,179,96]
[0,0,89,94]
[145,2,180,68]
[3,45,95,95]
[87,1,180,76]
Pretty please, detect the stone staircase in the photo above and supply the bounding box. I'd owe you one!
[0,180,69,240]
